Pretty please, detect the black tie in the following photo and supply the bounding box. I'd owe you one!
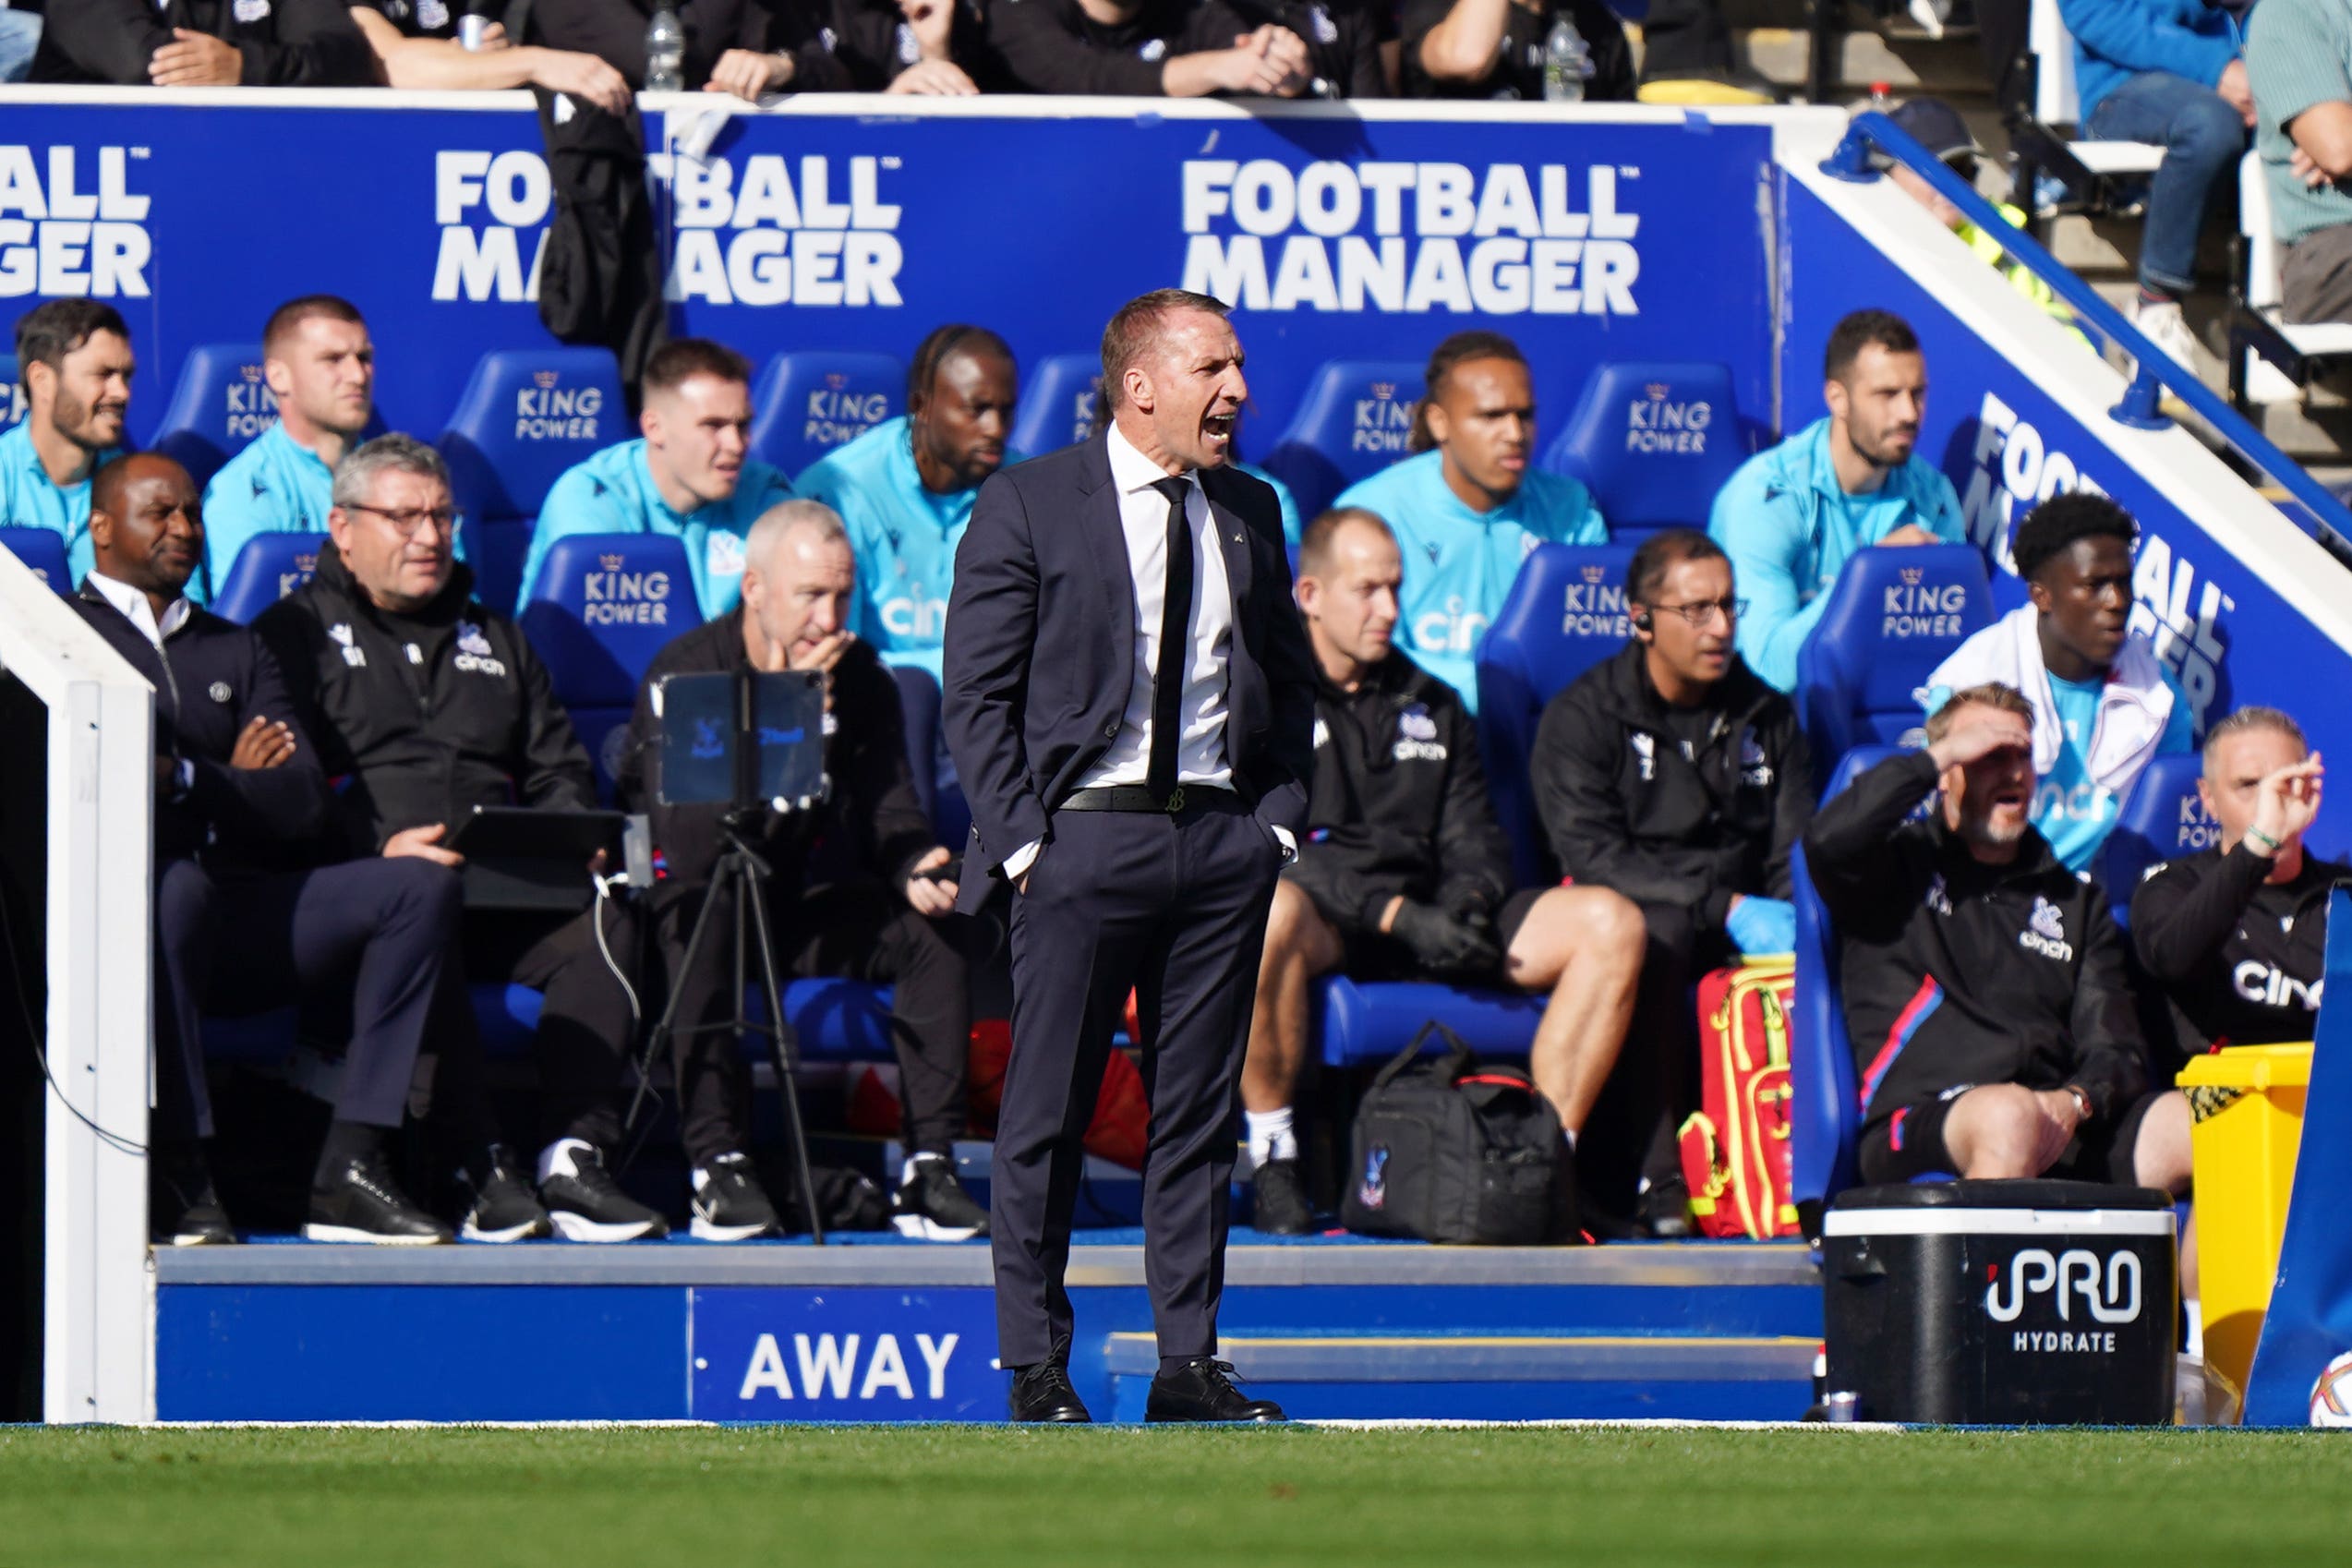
[1147,475,1195,802]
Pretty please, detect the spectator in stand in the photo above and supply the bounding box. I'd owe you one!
[1804,684,2186,1194]
[1922,494,2192,875]
[2245,0,2352,324]
[618,501,991,1241]
[714,0,1002,95]
[1531,529,1814,1234]
[522,337,793,619]
[199,296,376,605]
[2059,0,2253,367]
[1401,0,1634,102]
[31,0,376,85]
[795,325,1021,682]
[257,435,658,1246]
[984,0,1316,98]
[1217,0,1386,96]
[2134,707,2335,1061]
[1333,332,1606,712]
[77,453,466,1247]
[1,301,132,585]
[525,0,762,92]
[346,1,633,112]
[1708,308,1964,694]
[0,4,42,84]
[1881,98,2081,338]
[1241,508,1646,1234]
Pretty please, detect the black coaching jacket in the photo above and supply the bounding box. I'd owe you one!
[1286,649,1514,936]
[1804,749,2148,1135]
[254,542,597,859]
[1529,641,1813,934]
[2131,844,2345,1065]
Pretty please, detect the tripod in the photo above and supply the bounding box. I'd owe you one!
[629,809,826,1243]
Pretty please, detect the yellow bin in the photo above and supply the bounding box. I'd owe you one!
[2178,1043,2313,1402]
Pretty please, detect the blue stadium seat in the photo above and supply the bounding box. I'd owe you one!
[516,533,696,799]
[1009,353,1104,457]
[888,664,971,851]
[1538,361,1747,542]
[1791,744,1950,1226]
[1474,543,1640,885]
[1795,545,1994,782]
[1315,977,1546,1067]
[437,347,628,614]
[1259,360,1424,520]
[1990,568,2032,617]
[749,351,902,478]
[204,983,540,1067]
[500,976,899,1062]
[0,352,24,436]
[210,533,324,623]
[2102,752,2215,929]
[149,343,272,491]
[0,526,70,594]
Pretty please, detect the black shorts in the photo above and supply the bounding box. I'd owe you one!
[1337,887,1546,983]
[1857,1085,2164,1187]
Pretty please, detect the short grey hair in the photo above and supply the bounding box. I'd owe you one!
[745,499,850,573]
[332,433,451,510]
[2203,706,2307,772]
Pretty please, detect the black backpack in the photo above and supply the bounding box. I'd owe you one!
[1340,1023,1568,1245]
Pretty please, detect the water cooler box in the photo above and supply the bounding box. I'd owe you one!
[1822,1180,2177,1424]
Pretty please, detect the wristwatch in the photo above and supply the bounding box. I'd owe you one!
[2064,1085,2093,1123]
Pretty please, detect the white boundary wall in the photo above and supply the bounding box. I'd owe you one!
[0,543,153,1423]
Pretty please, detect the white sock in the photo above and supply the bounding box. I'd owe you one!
[902,1152,948,1188]
[537,1137,595,1186]
[2185,1298,2204,1358]
[1246,1108,1297,1166]
[691,1152,747,1194]
[1562,1127,1578,1153]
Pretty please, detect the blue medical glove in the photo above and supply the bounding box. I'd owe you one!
[1726,896,1797,957]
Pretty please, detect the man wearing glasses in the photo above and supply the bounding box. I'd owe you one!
[1237,508,1648,1237]
[257,435,665,1245]
[1530,528,1814,1236]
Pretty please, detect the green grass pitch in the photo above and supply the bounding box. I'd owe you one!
[3,1424,2347,1567]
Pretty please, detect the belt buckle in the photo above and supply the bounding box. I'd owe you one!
[1164,786,1186,814]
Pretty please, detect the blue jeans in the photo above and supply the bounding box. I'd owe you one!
[2086,69,2249,296]
[0,12,39,83]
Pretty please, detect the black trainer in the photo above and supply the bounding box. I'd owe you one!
[1145,1357,1287,1423]
[691,1152,781,1241]
[1249,1157,1314,1236]
[893,1154,988,1240]
[151,1151,234,1247]
[541,1142,669,1242]
[1638,1175,1694,1240]
[307,1152,454,1245]
[459,1143,554,1242]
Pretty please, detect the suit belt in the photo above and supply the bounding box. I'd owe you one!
[1057,784,1236,815]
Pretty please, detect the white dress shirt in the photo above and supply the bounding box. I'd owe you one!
[88,569,192,649]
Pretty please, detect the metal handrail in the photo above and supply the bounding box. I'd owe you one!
[1822,110,2352,553]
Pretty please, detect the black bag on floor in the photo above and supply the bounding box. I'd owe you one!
[1340,1023,1563,1245]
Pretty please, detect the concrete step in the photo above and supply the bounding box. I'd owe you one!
[1102,1331,1820,1421]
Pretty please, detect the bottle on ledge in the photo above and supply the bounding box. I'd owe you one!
[1542,15,1590,104]
[645,3,686,93]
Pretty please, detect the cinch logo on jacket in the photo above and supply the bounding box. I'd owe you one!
[2019,895,2072,962]
[1393,705,1445,763]
[454,620,508,679]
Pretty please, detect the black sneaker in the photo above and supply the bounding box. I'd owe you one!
[151,1151,234,1247]
[1250,1157,1314,1236]
[894,1154,988,1240]
[1638,1175,1694,1240]
[459,1143,554,1242]
[691,1152,782,1241]
[307,1152,453,1245]
[541,1142,669,1242]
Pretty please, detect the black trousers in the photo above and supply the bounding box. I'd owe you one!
[657,875,972,1168]
[995,795,1283,1369]
[1637,0,1731,78]
[153,856,460,1142]
[428,899,645,1157]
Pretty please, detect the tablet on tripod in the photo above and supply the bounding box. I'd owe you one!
[656,669,826,809]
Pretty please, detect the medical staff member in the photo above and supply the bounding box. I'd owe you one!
[521,338,794,619]
[795,325,1021,681]
[1708,308,1965,693]
[1333,331,1606,712]
[0,299,131,583]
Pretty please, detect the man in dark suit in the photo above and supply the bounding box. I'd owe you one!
[944,288,1317,1424]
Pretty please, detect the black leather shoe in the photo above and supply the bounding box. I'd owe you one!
[1145,1358,1286,1423]
[1008,1362,1092,1423]
[1250,1157,1315,1236]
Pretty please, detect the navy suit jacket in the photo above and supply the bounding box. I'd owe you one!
[941,432,1317,912]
